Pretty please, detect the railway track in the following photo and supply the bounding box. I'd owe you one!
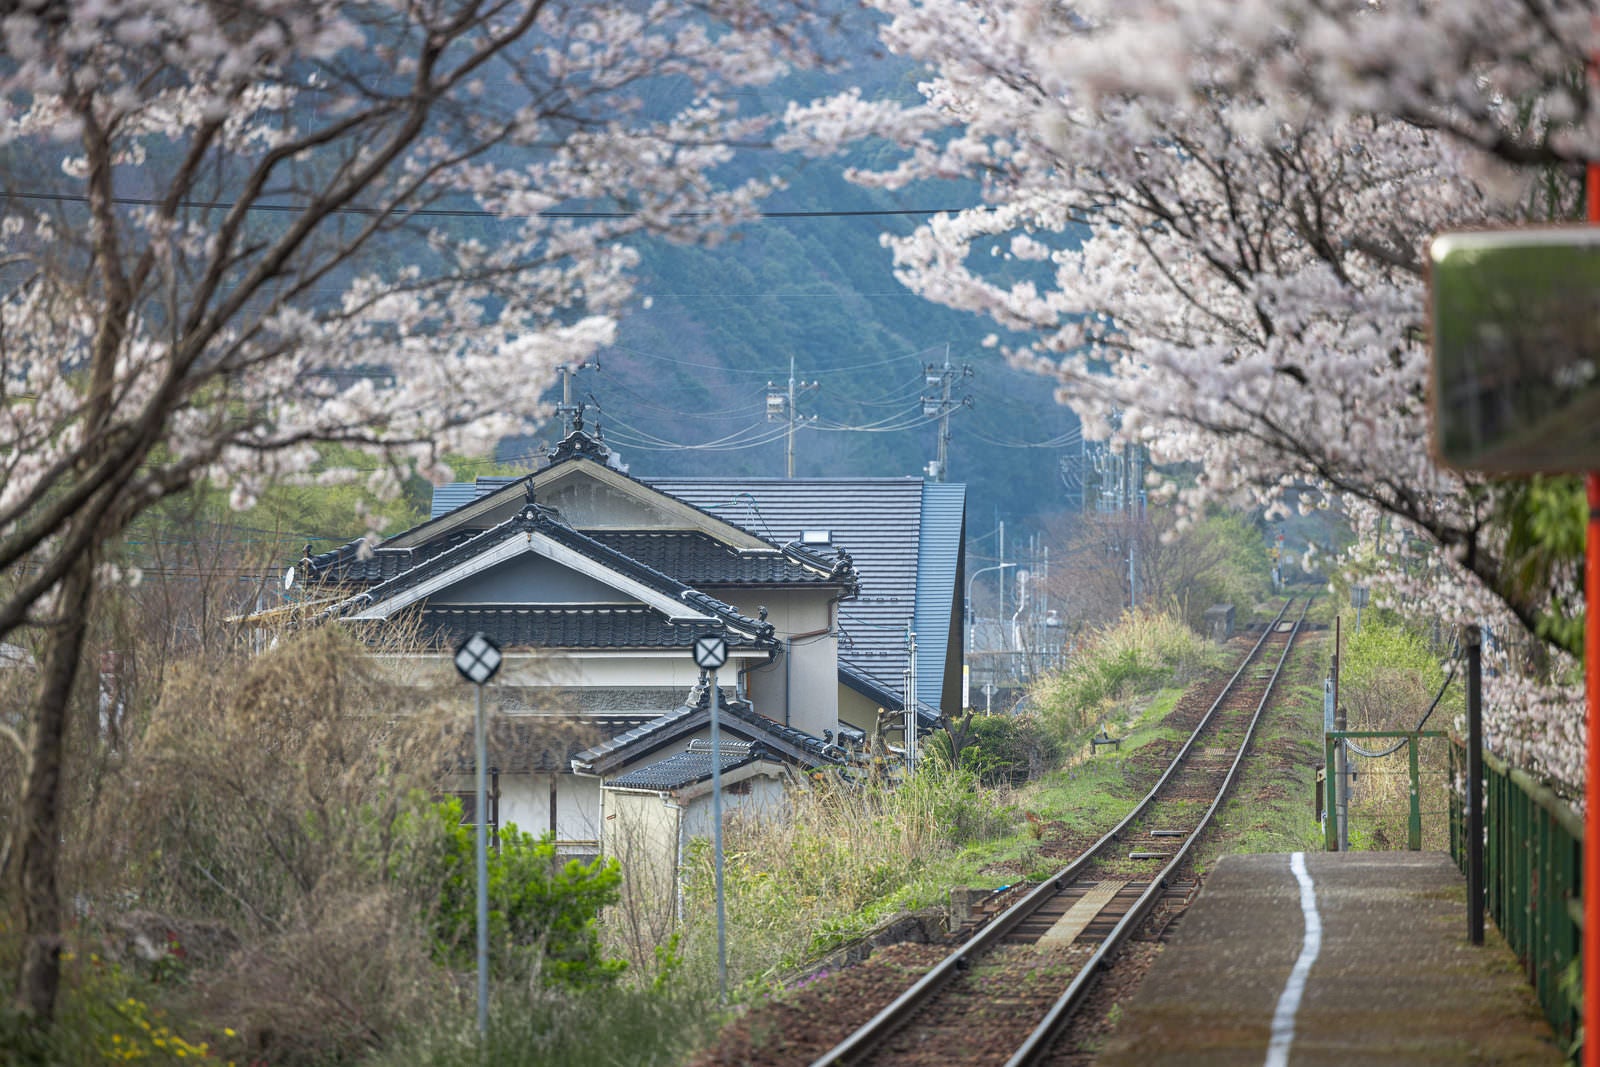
[810,596,1314,1067]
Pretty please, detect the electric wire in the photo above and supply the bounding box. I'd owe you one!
[590,361,964,447]
[812,411,937,432]
[5,189,974,221]
[839,377,928,409]
[600,412,792,452]
[683,493,777,541]
[965,426,1083,449]
[594,368,767,420]
[605,345,794,377]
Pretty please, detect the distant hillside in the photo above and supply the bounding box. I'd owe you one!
[498,48,1084,533]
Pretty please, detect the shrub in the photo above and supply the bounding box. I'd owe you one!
[675,765,1015,984]
[1337,621,1455,851]
[396,800,627,988]
[374,980,710,1067]
[105,624,456,933]
[1030,610,1219,736]
[927,714,1059,786]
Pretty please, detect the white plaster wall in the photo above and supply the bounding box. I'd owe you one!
[371,645,762,693]
[495,652,758,691]
[717,587,838,738]
[561,774,602,847]
[602,789,682,944]
[680,772,789,839]
[495,773,551,836]
[445,770,603,853]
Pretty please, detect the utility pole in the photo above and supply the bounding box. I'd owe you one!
[767,355,818,479]
[920,346,972,482]
[998,520,1006,644]
[555,359,599,433]
[904,626,919,773]
[1126,445,1142,611]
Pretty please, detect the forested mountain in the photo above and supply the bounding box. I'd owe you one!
[496,48,1082,533]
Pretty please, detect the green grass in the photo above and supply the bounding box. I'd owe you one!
[1021,685,1191,833]
[1031,612,1226,737]
[381,621,1326,1065]
[1195,633,1329,869]
[372,983,718,1067]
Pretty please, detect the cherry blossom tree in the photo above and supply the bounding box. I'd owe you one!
[780,0,1590,787]
[0,0,829,1027]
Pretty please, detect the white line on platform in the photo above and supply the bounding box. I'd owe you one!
[1264,851,1322,1067]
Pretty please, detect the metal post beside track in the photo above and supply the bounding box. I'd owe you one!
[1466,624,1484,946]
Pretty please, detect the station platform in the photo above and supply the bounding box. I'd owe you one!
[1096,852,1564,1065]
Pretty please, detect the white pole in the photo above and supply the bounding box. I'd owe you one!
[904,629,918,773]
[474,682,489,1037]
[786,356,796,479]
[709,670,727,1000]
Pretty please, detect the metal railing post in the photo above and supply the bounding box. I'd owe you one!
[1408,734,1422,851]
[1324,731,1338,852]
[1467,625,1485,946]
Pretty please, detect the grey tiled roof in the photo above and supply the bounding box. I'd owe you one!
[430,483,478,519]
[323,503,777,647]
[913,483,966,713]
[308,528,480,586]
[606,740,765,791]
[451,714,652,774]
[647,478,929,702]
[409,431,769,556]
[573,686,845,777]
[417,605,769,652]
[496,688,686,715]
[583,531,832,586]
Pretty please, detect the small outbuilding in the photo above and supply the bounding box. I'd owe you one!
[1204,603,1236,642]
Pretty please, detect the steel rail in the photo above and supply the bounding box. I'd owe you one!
[808,598,1301,1067]
[1006,595,1313,1066]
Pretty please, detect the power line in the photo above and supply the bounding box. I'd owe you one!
[812,411,936,433]
[595,369,767,420]
[965,426,1082,449]
[5,189,973,221]
[839,376,927,409]
[603,343,944,379]
[600,412,791,452]
[604,345,781,377]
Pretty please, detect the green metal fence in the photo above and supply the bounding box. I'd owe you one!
[1451,743,1582,1049]
[1324,729,1448,851]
